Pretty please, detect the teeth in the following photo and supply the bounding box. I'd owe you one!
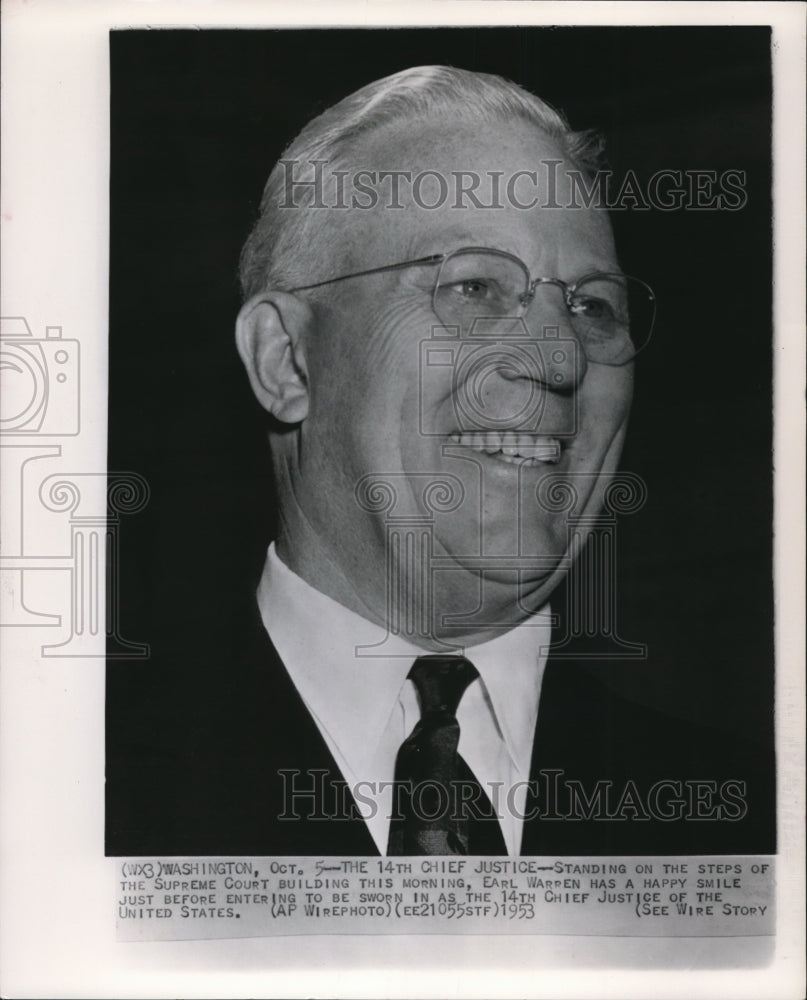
[448,431,561,463]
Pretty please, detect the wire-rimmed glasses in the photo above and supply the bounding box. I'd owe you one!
[292,246,655,366]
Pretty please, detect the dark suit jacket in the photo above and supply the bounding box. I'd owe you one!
[106,597,774,857]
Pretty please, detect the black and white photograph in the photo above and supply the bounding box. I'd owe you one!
[1,2,804,997]
[106,27,776,858]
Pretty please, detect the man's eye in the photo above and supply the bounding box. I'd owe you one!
[451,278,493,299]
[569,295,617,321]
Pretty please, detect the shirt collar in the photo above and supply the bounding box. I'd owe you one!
[257,543,550,780]
[463,614,551,775]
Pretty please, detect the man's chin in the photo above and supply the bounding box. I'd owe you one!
[434,521,569,572]
[430,539,567,625]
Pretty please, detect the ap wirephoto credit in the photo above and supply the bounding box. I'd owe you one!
[105,26,777,945]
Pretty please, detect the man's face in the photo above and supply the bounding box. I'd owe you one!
[287,118,633,642]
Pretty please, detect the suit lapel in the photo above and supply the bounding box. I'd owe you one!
[240,607,379,855]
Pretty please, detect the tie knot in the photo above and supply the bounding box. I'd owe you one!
[409,656,478,717]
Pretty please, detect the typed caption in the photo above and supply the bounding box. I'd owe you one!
[116,855,773,941]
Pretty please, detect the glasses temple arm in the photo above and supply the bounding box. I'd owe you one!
[290,254,444,292]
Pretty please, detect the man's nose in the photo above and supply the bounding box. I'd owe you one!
[500,296,588,391]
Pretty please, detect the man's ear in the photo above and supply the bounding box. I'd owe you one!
[235,291,313,424]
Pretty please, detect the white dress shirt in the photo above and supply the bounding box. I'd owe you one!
[257,543,551,855]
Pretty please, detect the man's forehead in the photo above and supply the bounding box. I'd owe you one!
[334,116,617,270]
[357,113,565,176]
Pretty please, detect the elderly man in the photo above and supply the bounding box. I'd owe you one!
[204,66,768,857]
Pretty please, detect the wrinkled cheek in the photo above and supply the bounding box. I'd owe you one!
[594,370,634,433]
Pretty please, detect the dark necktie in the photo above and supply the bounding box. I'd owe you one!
[387,655,507,855]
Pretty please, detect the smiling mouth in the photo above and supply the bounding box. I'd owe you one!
[447,430,562,465]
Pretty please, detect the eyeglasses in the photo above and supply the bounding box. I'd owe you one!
[291,246,656,366]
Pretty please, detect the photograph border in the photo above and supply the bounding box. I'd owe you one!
[1,2,804,998]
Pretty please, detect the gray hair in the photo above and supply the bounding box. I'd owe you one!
[238,65,604,300]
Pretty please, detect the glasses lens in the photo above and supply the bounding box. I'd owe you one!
[433,250,529,331]
[569,274,656,364]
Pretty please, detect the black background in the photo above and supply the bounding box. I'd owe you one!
[107,27,773,851]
